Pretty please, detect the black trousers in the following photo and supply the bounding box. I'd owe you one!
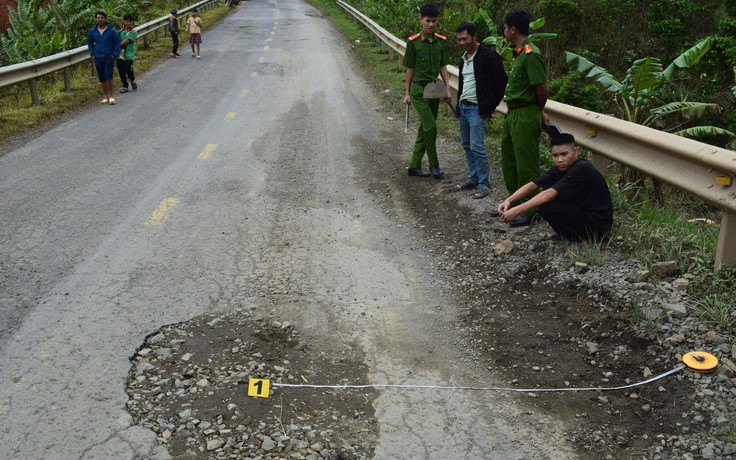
[171,32,179,54]
[116,59,135,88]
[539,200,611,242]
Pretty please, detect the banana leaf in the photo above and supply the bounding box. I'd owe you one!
[623,58,663,100]
[662,38,712,80]
[674,126,735,139]
[565,52,622,92]
[651,102,721,119]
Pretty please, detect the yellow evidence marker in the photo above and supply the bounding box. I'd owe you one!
[247,378,271,398]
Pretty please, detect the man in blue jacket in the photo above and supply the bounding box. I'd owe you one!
[455,22,507,199]
[87,11,121,105]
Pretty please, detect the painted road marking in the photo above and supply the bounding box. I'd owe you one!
[240,88,250,98]
[263,44,270,51]
[145,197,180,226]
[225,112,237,122]
[259,57,266,63]
[250,71,258,78]
[197,143,218,160]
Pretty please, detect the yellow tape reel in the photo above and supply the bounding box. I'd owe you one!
[682,351,718,373]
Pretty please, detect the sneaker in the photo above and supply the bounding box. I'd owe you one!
[131,82,137,91]
[119,87,129,93]
[174,53,181,56]
[170,53,177,58]
[108,97,116,105]
[100,98,109,104]
[196,55,201,59]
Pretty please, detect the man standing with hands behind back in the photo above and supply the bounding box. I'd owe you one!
[403,4,452,179]
[455,22,507,199]
[495,9,549,227]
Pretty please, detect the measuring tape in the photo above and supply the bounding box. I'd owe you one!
[246,351,718,399]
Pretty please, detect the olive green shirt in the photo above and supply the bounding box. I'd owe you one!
[403,33,450,84]
[504,38,546,103]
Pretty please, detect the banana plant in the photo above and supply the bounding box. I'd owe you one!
[565,38,734,140]
[478,10,556,62]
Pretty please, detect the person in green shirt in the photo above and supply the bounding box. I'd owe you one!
[117,13,138,93]
[402,4,452,179]
[494,10,549,227]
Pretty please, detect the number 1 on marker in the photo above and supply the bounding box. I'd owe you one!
[247,378,271,398]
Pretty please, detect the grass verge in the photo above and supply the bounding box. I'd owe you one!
[0,3,233,144]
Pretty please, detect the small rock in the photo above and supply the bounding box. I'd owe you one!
[207,438,225,451]
[672,278,689,290]
[586,342,599,354]
[207,318,224,327]
[261,436,277,451]
[181,353,193,361]
[662,302,687,317]
[494,239,514,255]
[626,269,650,283]
[643,367,653,378]
[574,261,589,274]
[705,331,717,344]
[651,261,679,278]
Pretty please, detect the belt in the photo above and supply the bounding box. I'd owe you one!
[460,100,477,106]
[506,100,533,110]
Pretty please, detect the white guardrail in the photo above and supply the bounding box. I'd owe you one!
[336,0,736,270]
[0,0,219,103]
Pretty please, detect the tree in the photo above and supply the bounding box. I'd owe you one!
[566,38,735,202]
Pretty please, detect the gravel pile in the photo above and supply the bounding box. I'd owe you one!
[126,311,377,459]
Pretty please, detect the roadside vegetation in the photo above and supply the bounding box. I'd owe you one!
[0,1,231,141]
[304,0,736,338]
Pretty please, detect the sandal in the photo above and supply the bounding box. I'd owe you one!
[454,180,477,191]
[471,188,489,199]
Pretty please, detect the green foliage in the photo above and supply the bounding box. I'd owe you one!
[478,10,557,62]
[548,72,606,112]
[1,0,158,65]
[566,38,735,142]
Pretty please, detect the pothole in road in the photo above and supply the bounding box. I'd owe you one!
[126,309,378,459]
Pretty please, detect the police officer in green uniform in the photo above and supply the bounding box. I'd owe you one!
[403,4,451,178]
[496,10,549,227]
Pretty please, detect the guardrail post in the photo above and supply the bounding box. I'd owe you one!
[715,211,736,271]
[154,29,159,41]
[29,79,40,106]
[143,35,149,49]
[590,153,608,176]
[63,68,72,92]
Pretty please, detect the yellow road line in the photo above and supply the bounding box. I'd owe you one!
[250,71,258,78]
[197,143,218,160]
[225,112,237,122]
[240,88,250,98]
[259,57,266,63]
[145,197,180,226]
[263,44,270,51]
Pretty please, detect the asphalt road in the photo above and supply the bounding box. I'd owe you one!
[0,1,574,458]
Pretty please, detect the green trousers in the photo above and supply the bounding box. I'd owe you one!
[409,84,440,169]
[500,104,542,216]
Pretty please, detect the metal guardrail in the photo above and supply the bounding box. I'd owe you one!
[0,0,219,103]
[336,0,736,269]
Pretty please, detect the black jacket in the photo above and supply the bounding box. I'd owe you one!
[457,44,507,119]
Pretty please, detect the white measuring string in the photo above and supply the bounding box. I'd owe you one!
[272,364,685,393]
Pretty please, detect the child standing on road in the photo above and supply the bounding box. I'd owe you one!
[117,13,138,93]
[186,9,203,59]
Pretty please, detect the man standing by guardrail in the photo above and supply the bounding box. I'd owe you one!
[495,10,549,227]
[454,21,507,199]
[87,11,121,105]
[402,4,452,179]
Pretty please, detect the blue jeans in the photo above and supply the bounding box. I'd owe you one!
[459,101,490,190]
